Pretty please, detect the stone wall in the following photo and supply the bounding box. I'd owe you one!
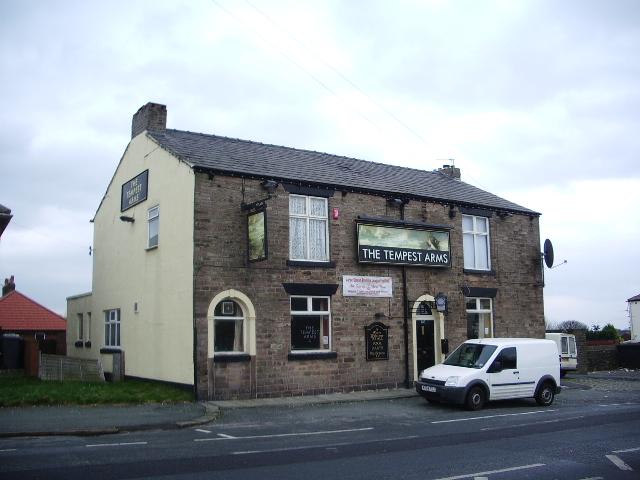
[193,173,545,400]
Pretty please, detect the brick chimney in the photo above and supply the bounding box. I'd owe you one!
[439,164,461,180]
[131,103,167,139]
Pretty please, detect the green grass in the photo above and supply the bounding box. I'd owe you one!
[0,375,194,407]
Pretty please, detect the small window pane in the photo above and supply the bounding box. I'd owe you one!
[466,299,477,310]
[476,217,488,233]
[309,198,327,217]
[311,297,328,311]
[480,299,491,310]
[290,196,307,215]
[462,215,474,231]
[291,297,308,311]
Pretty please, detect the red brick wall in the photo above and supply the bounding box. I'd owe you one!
[194,174,545,400]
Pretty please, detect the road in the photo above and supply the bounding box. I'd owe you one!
[2,382,640,479]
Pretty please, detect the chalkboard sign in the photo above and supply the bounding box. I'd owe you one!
[365,322,389,361]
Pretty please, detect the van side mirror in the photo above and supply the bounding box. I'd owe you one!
[488,361,502,373]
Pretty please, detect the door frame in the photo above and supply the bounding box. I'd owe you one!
[411,294,445,382]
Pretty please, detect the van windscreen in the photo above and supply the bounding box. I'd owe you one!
[443,343,498,369]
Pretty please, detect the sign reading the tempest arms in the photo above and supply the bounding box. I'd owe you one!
[357,223,451,267]
[121,170,149,212]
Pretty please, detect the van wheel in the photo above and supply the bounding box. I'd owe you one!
[465,386,485,411]
[536,382,555,406]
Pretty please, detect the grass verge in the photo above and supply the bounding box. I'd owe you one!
[0,374,194,407]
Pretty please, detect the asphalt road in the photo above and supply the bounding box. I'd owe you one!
[1,377,640,479]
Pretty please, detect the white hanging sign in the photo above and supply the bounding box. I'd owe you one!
[343,275,393,298]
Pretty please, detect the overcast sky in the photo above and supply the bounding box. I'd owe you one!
[1,0,638,330]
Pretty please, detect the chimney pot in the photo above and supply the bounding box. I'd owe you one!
[131,103,167,139]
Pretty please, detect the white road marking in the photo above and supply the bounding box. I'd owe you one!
[606,454,633,471]
[0,449,17,452]
[232,435,419,455]
[481,415,584,431]
[195,427,373,442]
[613,446,640,453]
[86,441,147,448]
[195,429,212,434]
[216,433,237,438]
[433,463,545,480]
[432,410,556,424]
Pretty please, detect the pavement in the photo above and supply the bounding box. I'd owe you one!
[1,370,639,438]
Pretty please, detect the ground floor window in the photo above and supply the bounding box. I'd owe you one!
[290,296,331,351]
[213,300,245,352]
[104,309,120,347]
[466,298,493,339]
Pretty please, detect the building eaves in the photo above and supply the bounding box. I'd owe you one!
[147,129,540,216]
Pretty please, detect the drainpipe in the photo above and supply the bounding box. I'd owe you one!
[400,202,411,388]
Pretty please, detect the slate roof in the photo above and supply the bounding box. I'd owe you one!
[629,294,640,302]
[0,290,67,331]
[147,129,539,216]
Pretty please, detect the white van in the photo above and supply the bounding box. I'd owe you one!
[545,333,578,377]
[416,338,561,410]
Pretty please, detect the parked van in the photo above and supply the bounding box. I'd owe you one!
[545,333,578,377]
[416,338,561,410]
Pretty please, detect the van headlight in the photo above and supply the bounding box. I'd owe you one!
[445,376,460,387]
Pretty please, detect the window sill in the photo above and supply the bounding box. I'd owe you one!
[463,268,496,276]
[85,341,92,348]
[288,351,337,361]
[213,353,252,363]
[100,347,122,354]
[146,245,158,252]
[287,260,336,268]
[74,341,84,348]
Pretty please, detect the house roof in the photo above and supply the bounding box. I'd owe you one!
[147,129,539,216]
[628,294,640,302]
[0,290,67,331]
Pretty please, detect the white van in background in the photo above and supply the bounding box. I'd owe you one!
[416,338,561,410]
[545,333,578,377]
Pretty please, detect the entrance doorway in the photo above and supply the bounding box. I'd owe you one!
[415,301,436,373]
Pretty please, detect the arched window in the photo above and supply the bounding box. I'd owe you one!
[213,300,245,353]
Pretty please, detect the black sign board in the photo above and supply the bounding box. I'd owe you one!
[365,322,389,361]
[121,170,149,212]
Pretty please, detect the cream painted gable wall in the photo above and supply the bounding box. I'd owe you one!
[91,133,195,386]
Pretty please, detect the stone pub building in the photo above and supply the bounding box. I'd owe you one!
[67,103,545,400]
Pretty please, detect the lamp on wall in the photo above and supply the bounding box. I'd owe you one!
[261,180,279,191]
[387,198,408,206]
[449,206,457,218]
[119,216,135,223]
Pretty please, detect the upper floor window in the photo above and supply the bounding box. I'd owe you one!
[213,300,245,353]
[466,298,493,339]
[77,313,84,341]
[289,195,329,261]
[105,309,121,347]
[148,206,159,248]
[290,296,331,351]
[462,215,490,270]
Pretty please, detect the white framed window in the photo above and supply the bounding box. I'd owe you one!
[462,215,490,270]
[466,298,493,339]
[148,205,159,248]
[289,195,329,261]
[290,296,331,351]
[213,300,245,353]
[104,309,121,347]
[77,313,84,341]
